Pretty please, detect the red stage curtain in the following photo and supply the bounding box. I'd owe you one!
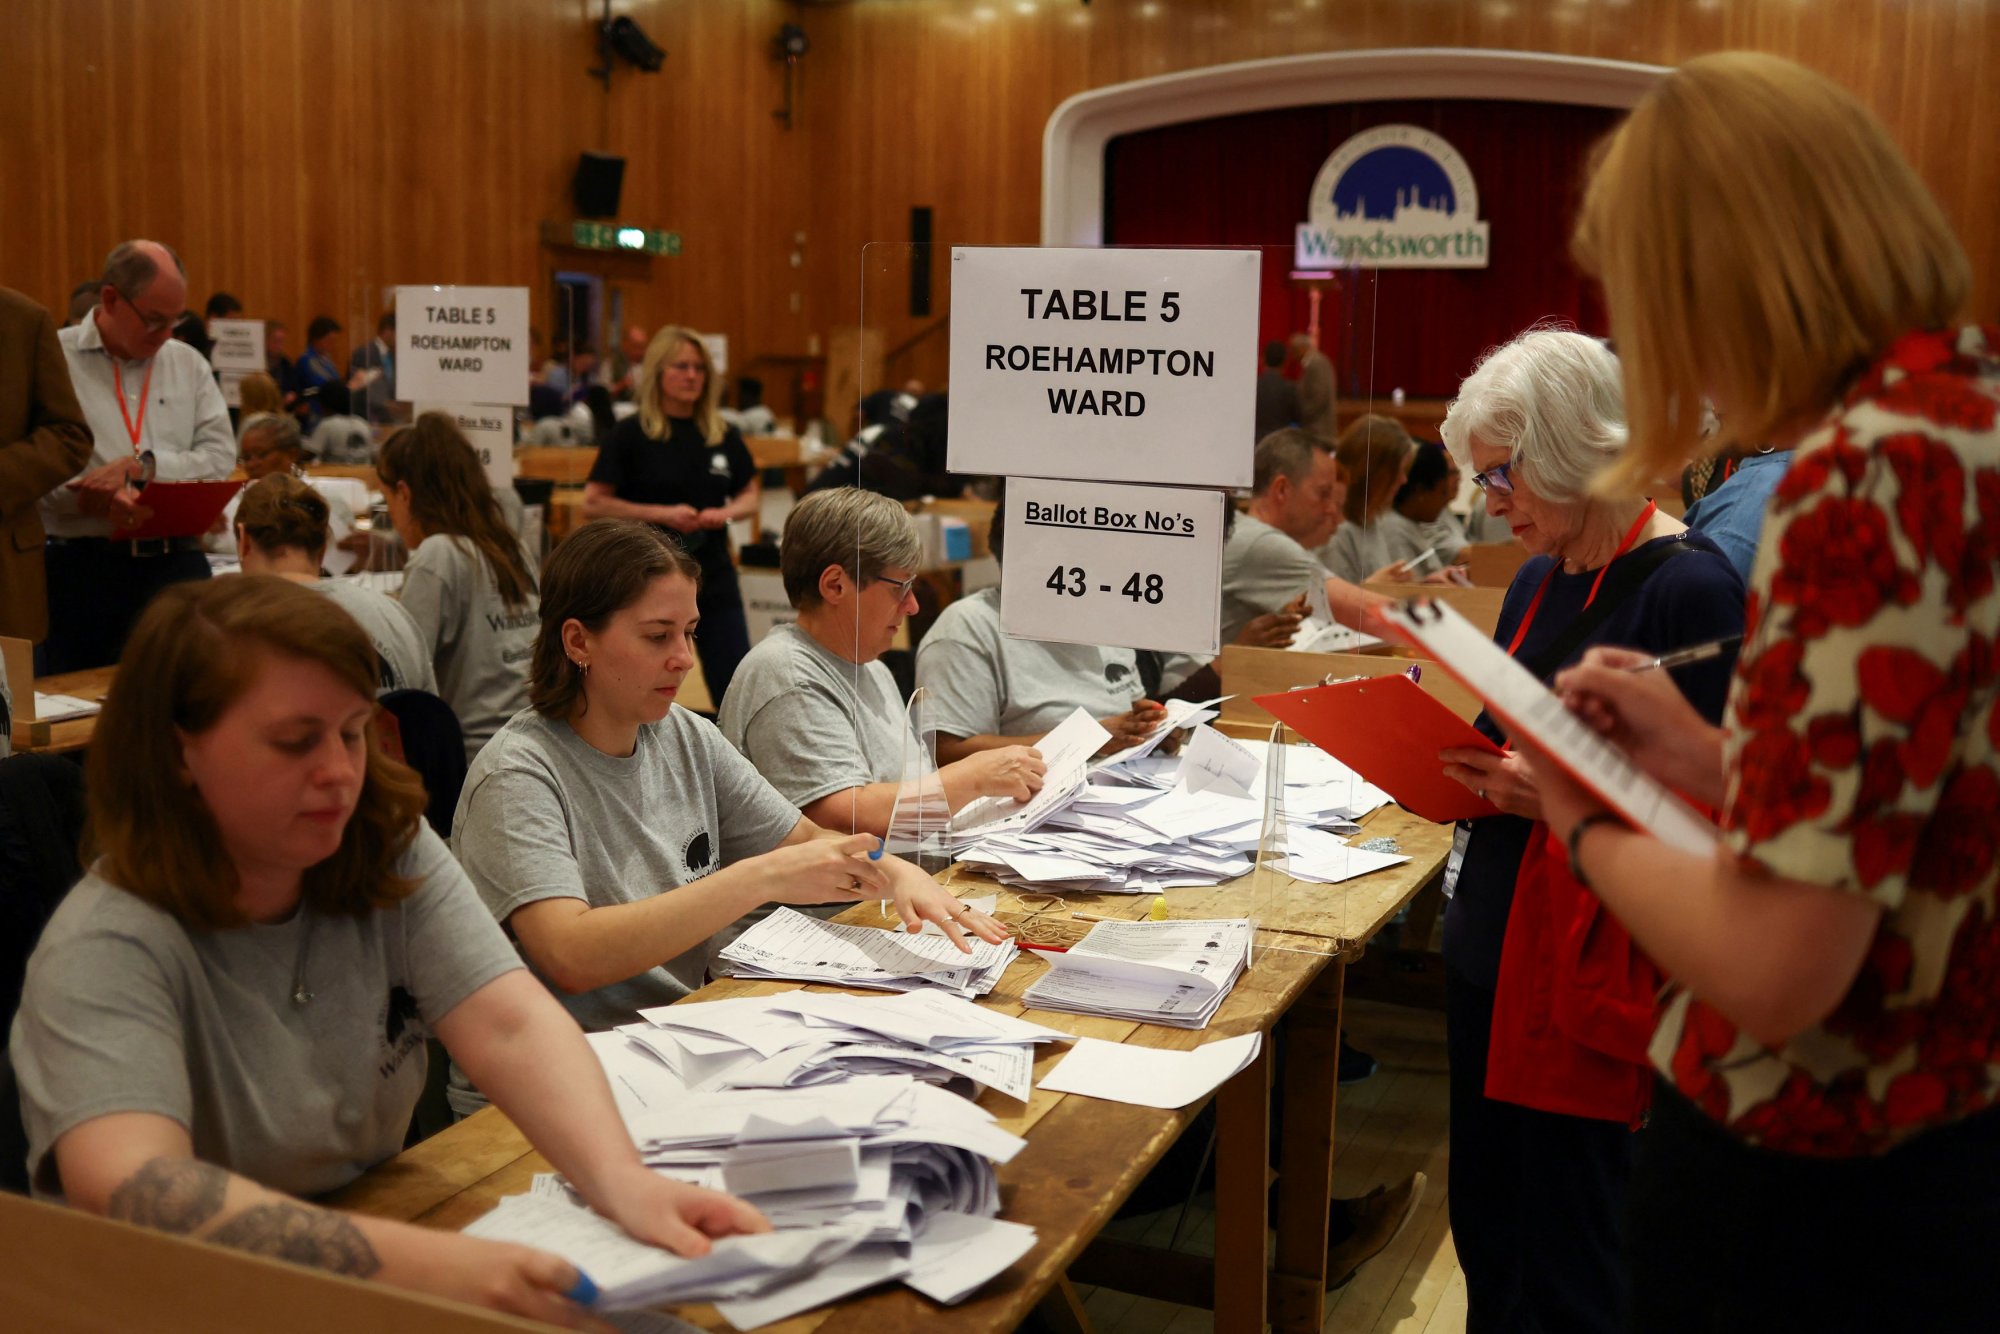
[1105,99,1621,402]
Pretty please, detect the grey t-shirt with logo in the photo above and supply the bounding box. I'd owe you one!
[8,824,521,1199]
[451,706,802,1034]
[313,579,440,697]
[717,623,912,809]
[914,587,1145,739]
[398,533,540,761]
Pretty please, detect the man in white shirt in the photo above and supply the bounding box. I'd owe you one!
[39,240,234,671]
[1219,428,1345,643]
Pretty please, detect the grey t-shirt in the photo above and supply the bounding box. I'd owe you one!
[9,824,521,1199]
[1316,519,1397,584]
[398,533,540,761]
[1375,509,1467,570]
[451,706,802,1033]
[914,587,1144,739]
[718,622,912,810]
[314,579,440,697]
[1220,513,1327,645]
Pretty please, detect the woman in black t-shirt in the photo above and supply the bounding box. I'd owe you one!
[582,325,759,705]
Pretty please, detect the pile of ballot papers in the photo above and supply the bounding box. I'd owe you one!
[953,719,1409,894]
[1023,917,1255,1029]
[715,908,1018,997]
[471,991,1061,1324]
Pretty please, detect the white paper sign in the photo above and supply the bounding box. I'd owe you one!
[395,285,530,406]
[701,333,729,378]
[208,319,265,374]
[1000,477,1223,655]
[946,247,1258,487]
[414,402,514,491]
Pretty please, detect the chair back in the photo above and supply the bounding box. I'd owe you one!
[376,691,468,839]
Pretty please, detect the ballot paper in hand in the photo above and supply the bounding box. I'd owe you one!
[1040,1031,1264,1108]
[951,708,1110,842]
[1022,918,1254,1029]
[1091,695,1227,772]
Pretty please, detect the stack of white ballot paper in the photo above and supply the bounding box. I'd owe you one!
[1022,918,1255,1029]
[716,907,1018,997]
[518,1028,1039,1324]
[615,988,1073,1104]
[953,722,1406,894]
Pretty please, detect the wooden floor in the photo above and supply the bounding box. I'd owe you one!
[1069,999,1460,1334]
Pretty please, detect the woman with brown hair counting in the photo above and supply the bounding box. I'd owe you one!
[1318,413,1420,583]
[234,473,436,695]
[582,326,759,705]
[1522,52,2000,1330]
[450,518,1007,1045]
[378,411,540,759]
[9,576,767,1328]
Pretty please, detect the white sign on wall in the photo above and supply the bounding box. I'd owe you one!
[947,247,1258,488]
[415,401,515,492]
[1000,477,1224,656]
[701,333,729,378]
[395,286,530,406]
[209,318,266,373]
[1294,124,1490,270]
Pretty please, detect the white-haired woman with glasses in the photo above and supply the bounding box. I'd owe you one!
[1431,326,1743,1334]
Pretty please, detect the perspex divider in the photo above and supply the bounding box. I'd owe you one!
[883,685,954,878]
[851,240,1393,969]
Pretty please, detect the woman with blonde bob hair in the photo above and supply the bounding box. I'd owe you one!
[1524,52,1999,1330]
[10,576,767,1328]
[582,325,760,703]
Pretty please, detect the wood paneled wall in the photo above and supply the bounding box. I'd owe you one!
[6,0,1995,409]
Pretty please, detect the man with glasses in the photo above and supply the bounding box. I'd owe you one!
[41,239,233,671]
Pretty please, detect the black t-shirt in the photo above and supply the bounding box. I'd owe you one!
[589,416,756,567]
[1442,531,1746,991]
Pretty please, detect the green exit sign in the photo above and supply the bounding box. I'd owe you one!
[569,221,681,256]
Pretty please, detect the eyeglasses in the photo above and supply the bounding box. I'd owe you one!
[1469,459,1516,495]
[870,572,922,600]
[111,291,179,334]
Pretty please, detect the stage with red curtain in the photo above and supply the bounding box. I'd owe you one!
[1105,99,1621,401]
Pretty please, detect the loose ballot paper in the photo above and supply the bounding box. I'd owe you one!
[1382,598,1719,853]
[1022,917,1254,1029]
[1254,673,1502,824]
[716,907,1018,997]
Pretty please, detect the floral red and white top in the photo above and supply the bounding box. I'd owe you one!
[1651,325,2000,1156]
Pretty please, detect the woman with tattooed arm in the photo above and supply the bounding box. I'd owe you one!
[8,576,767,1328]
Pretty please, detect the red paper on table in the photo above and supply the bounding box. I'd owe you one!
[111,480,243,541]
[1253,674,1502,824]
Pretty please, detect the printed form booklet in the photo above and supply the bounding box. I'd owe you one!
[1022,917,1254,1029]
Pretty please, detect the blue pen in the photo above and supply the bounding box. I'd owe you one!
[564,1269,600,1308]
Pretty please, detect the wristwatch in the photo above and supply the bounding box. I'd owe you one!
[132,450,157,491]
[1566,812,1620,888]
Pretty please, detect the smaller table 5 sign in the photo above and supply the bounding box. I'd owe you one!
[1000,477,1224,656]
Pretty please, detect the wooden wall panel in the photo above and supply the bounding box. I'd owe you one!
[4,0,1994,412]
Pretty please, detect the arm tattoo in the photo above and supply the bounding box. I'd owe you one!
[207,1203,382,1278]
[108,1157,381,1278]
[108,1157,229,1234]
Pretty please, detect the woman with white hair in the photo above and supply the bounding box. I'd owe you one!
[1431,326,1743,1333]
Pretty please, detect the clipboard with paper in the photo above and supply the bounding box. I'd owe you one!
[113,480,243,541]
[1381,597,1719,854]
[1253,674,1502,824]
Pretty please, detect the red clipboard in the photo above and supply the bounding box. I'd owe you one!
[113,480,243,541]
[1254,674,1503,824]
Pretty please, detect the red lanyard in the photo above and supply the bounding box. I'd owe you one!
[1505,500,1657,656]
[112,359,153,455]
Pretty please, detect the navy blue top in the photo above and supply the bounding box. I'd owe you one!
[1442,529,1746,991]
[1683,450,1793,583]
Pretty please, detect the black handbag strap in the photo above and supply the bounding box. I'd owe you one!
[1519,538,1696,683]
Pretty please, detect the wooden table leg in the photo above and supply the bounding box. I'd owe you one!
[1268,956,1345,1332]
[1213,1030,1272,1331]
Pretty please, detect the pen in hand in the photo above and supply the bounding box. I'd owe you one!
[1627,635,1742,673]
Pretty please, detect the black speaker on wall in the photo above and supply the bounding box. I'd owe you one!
[573,153,626,218]
[910,207,933,318]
